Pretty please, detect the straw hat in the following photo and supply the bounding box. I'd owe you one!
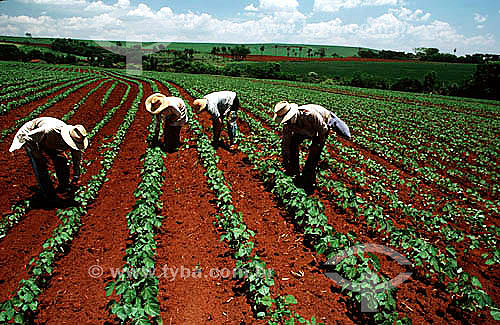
[192,98,208,113]
[273,101,299,124]
[61,124,88,151]
[145,93,169,115]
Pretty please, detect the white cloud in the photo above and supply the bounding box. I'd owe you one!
[389,7,430,21]
[259,0,299,11]
[0,5,496,56]
[477,25,484,29]
[85,1,113,12]
[244,4,259,12]
[313,0,399,13]
[20,0,87,5]
[126,3,156,18]
[473,13,487,24]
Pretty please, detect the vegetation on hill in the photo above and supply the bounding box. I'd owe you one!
[0,35,498,99]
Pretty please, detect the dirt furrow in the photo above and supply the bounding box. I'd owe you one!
[0,79,135,307]
[171,81,352,323]
[153,81,255,323]
[34,79,149,323]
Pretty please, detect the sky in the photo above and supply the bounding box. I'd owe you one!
[0,0,498,56]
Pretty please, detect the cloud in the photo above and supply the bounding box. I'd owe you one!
[85,0,130,12]
[313,0,400,13]
[254,0,299,12]
[19,0,86,5]
[473,13,487,24]
[0,5,496,55]
[389,7,430,21]
[244,4,259,12]
[126,3,156,18]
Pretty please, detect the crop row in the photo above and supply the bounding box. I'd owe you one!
[0,77,143,323]
[231,86,499,266]
[160,73,499,250]
[0,77,102,142]
[105,77,166,324]
[167,78,407,324]
[0,79,130,240]
[166,72,499,321]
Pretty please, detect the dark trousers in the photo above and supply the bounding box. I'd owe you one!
[163,125,182,152]
[26,146,69,198]
[283,133,324,187]
[153,116,182,152]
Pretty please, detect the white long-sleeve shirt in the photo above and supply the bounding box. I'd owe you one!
[203,91,238,119]
[161,96,188,126]
[283,105,331,140]
[9,117,82,177]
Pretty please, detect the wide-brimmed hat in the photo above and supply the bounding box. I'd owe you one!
[145,93,169,115]
[61,124,88,151]
[273,101,299,124]
[192,98,208,113]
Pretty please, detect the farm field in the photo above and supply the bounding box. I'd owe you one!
[0,36,370,57]
[0,60,499,324]
[279,60,477,83]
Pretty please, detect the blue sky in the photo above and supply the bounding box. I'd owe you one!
[0,0,498,55]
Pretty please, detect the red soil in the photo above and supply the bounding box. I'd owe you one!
[0,78,130,304]
[170,82,498,324]
[218,54,412,63]
[0,67,497,324]
[36,77,147,324]
[153,81,256,323]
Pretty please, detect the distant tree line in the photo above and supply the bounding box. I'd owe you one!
[210,45,251,60]
[0,39,126,67]
[211,45,336,58]
[0,44,79,64]
[358,47,499,64]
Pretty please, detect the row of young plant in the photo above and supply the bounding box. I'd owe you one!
[0,75,94,116]
[60,79,112,121]
[216,81,499,319]
[100,81,119,108]
[217,82,499,320]
[232,86,500,264]
[0,62,65,87]
[159,79,320,325]
[0,78,142,324]
[164,73,498,245]
[0,79,128,240]
[170,79,404,324]
[0,77,102,142]
[105,79,166,323]
[243,78,500,208]
[0,74,82,103]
